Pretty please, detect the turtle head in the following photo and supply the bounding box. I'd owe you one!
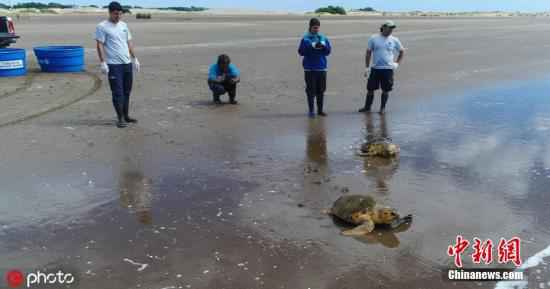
[373,207,400,225]
[386,143,400,156]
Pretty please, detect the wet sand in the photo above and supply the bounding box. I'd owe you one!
[1,15,550,289]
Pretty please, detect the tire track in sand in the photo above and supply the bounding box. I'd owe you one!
[0,72,36,100]
[0,71,102,128]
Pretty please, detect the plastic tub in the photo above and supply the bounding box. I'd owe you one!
[33,46,85,73]
[0,48,27,77]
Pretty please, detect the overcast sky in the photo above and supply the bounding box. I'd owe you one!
[4,0,550,12]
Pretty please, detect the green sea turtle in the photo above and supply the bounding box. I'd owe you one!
[359,138,400,158]
[327,194,412,236]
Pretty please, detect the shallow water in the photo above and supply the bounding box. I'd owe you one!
[1,75,550,288]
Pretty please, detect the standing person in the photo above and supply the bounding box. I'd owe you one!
[207,54,241,105]
[298,18,332,118]
[359,20,405,114]
[95,1,141,128]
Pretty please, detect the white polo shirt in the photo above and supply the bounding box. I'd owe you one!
[95,20,132,65]
[368,34,404,69]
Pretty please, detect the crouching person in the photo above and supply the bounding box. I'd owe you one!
[207,54,240,105]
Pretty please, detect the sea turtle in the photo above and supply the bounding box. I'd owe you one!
[359,137,400,158]
[327,194,412,236]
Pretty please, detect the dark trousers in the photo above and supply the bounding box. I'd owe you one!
[108,63,133,120]
[365,69,393,111]
[208,79,237,102]
[305,71,327,113]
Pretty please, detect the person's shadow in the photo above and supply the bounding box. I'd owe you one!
[363,113,399,194]
[117,129,153,225]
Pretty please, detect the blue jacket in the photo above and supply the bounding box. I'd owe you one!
[208,63,240,81]
[298,32,332,71]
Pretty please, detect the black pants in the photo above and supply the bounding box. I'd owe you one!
[108,63,133,120]
[305,71,327,113]
[208,79,237,102]
[365,69,393,110]
[367,68,394,92]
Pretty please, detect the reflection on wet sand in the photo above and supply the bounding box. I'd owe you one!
[117,129,153,225]
[363,113,399,194]
[306,118,328,166]
[354,221,413,248]
[304,118,328,195]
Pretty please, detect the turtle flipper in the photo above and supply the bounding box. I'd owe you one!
[342,219,375,236]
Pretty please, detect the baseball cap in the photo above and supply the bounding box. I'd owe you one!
[309,18,321,27]
[382,20,397,28]
[108,1,123,12]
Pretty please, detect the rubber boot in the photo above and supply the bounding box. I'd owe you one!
[123,100,137,123]
[317,94,326,116]
[307,94,315,117]
[380,92,389,113]
[114,102,127,128]
[359,93,374,113]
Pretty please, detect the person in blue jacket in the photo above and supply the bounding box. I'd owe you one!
[298,18,332,118]
[207,54,241,105]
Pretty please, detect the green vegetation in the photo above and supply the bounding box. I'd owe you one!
[12,2,74,9]
[0,3,208,13]
[315,5,346,15]
[98,5,207,12]
[156,6,208,12]
[122,5,132,13]
[357,7,376,12]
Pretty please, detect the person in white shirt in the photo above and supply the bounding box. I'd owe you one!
[95,1,141,128]
[359,20,405,114]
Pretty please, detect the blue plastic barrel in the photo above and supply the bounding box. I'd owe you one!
[33,46,85,73]
[0,48,27,77]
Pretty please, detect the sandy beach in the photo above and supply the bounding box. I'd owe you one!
[1,13,550,289]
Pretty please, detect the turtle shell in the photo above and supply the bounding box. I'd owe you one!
[330,195,376,224]
[361,141,399,158]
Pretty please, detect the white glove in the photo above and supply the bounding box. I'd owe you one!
[132,57,141,73]
[311,42,317,48]
[392,62,399,70]
[320,41,326,46]
[364,67,371,78]
[100,62,109,75]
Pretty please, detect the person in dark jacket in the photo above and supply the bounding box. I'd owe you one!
[207,54,241,105]
[298,18,332,118]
